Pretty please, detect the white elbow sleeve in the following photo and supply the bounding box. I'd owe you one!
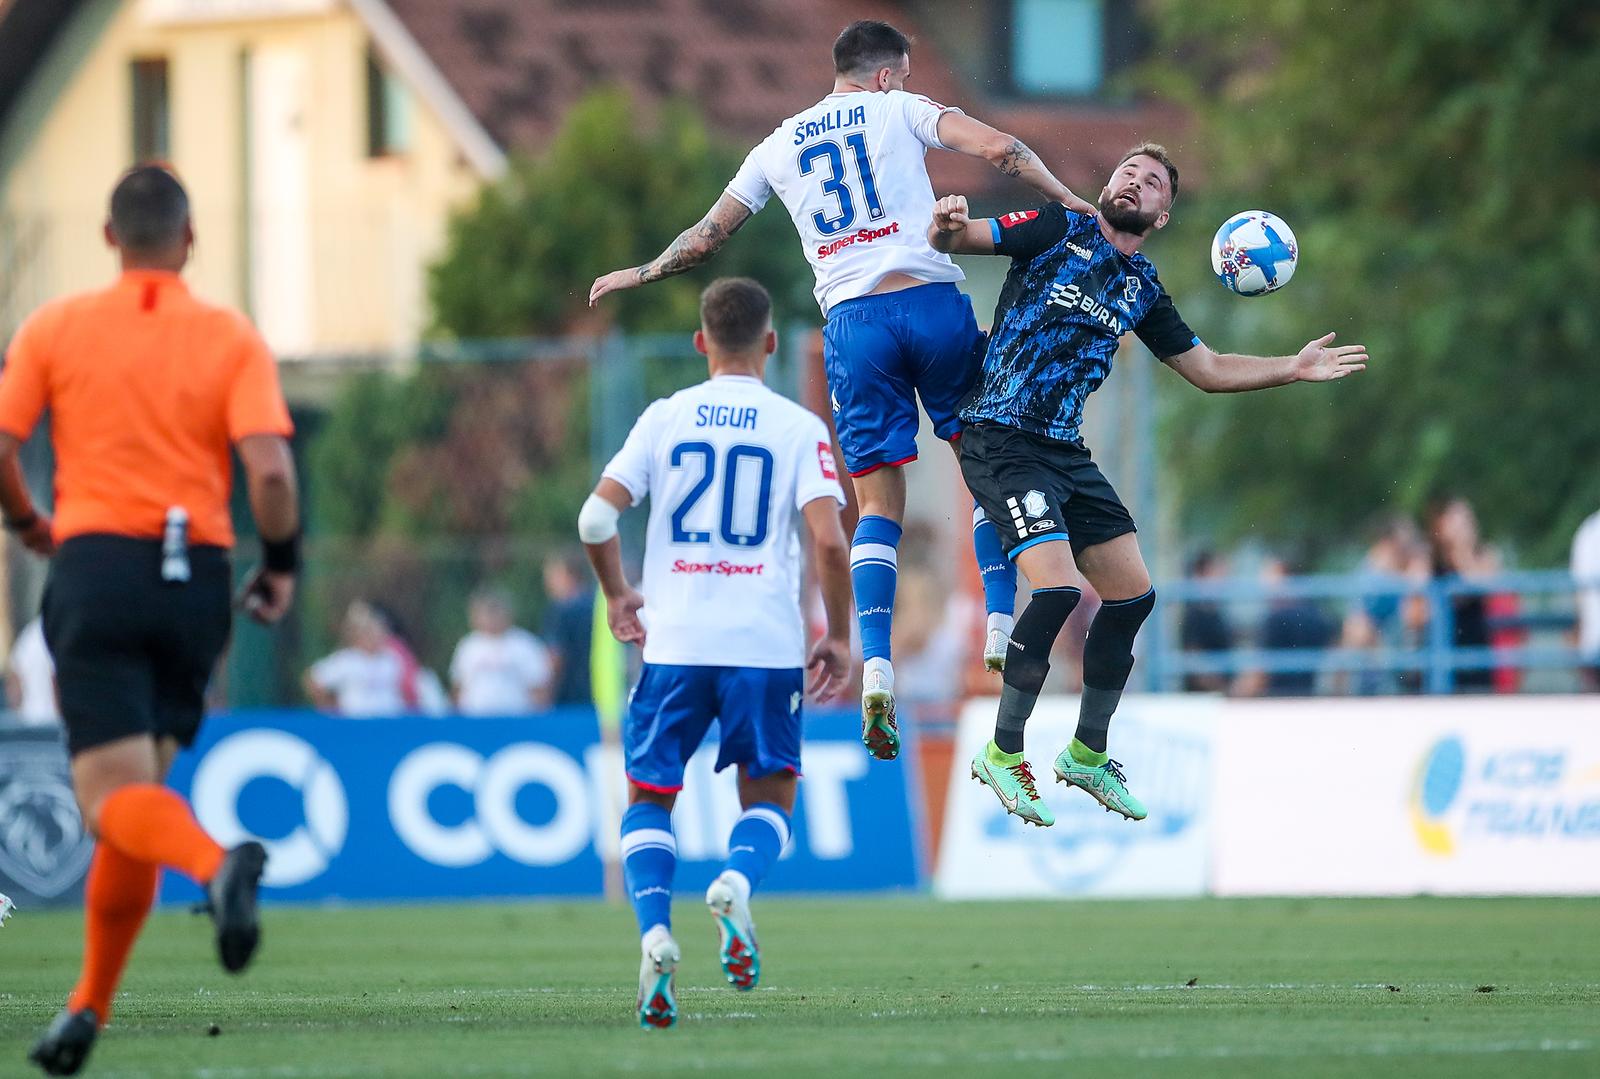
[577,495,621,544]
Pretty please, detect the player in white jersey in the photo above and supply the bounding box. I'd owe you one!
[578,279,853,1029]
[591,21,1098,762]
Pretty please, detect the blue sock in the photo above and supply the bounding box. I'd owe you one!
[723,803,791,894]
[851,515,902,663]
[620,803,675,936]
[972,504,1017,619]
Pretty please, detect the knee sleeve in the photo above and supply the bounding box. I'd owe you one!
[1003,587,1082,696]
[1082,588,1155,691]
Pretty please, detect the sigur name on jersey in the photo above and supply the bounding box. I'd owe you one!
[695,405,759,429]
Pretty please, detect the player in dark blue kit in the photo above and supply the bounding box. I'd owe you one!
[931,144,1369,827]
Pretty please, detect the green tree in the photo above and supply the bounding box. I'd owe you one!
[300,91,813,669]
[1139,0,1600,562]
[429,87,812,336]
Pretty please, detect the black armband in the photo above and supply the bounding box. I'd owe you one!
[2,510,37,532]
[261,531,302,573]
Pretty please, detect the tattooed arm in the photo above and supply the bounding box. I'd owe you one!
[589,194,753,306]
[934,112,1098,216]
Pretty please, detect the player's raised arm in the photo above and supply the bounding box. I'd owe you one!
[1161,333,1370,393]
[589,194,753,307]
[926,195,997,256]
[801,494,852,703]
[578,476,647,645]
[935,112,1097,216]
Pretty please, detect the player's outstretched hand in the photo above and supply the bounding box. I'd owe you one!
[589,269,641,307]
[606,587,647,646]
[806,634,850,703]
[931,194,971,235]
[1296,332,1369,382]
[1061,191,1100,217]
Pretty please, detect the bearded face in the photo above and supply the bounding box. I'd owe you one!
[1097,186,1162,235]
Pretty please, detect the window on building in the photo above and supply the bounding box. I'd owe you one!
[131,58,170,162]
[1010,0,1104,97]
[365,47,411,157]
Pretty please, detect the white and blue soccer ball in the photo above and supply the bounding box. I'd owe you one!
[1210,210,1298,296]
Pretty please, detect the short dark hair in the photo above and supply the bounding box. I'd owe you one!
[1118,142,1180,203]
[109,165,190,253]
[833,20,911,77]
[699,278,771,351]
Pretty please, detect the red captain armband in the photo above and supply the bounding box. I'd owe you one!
[817,442,839,480]
[999,210,1040,229]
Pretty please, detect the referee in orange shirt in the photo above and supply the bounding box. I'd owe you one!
[0,166,301,1076]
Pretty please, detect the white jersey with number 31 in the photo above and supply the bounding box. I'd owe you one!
[726,89,966,315]
[602,376,845,670]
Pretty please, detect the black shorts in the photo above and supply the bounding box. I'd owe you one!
[959,422,1136,560]
[42,535,233,757]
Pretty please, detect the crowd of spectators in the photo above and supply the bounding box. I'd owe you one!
[302,551,595,718]
[1175,496,1584,696]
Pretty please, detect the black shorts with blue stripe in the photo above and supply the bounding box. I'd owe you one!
[959,421,1136,560]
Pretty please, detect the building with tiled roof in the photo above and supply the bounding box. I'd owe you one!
[0,0,1179,355]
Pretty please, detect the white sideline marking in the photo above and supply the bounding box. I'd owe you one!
[89,1037,1597,1078]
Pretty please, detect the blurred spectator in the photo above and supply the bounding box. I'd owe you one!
[1428,496,1494,692]
[544,550,595,706]
[891,561,971,709]
[1178,550,1233,692]
[450,588,554,715]
[1480,545,1525,693]
[1571,508,1600,691]
[305,600,447,716]
[1338,518,1428,695]
[372,602,450,715]
[5,616,59,726]
[1236,555,1336,697]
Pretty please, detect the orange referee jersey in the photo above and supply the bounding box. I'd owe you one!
[0,270,293,548]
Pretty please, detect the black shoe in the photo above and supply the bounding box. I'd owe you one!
[207,841,267,973]
[28,1007,98,1076]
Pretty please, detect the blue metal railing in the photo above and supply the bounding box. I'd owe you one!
[1146,569,1593,695]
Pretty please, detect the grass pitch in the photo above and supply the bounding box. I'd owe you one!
[2,897,1597,1078]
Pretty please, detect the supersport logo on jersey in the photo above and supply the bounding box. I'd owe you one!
[817,221,901,259]
[671,560,767,577]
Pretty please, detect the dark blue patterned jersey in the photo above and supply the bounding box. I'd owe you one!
[959,204,1199,444]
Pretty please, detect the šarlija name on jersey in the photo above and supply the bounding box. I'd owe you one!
[792,104,867,145]
[818,221,901,260]
[671,560,766,576]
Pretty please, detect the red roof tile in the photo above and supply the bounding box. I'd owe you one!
[381,0,1181,198]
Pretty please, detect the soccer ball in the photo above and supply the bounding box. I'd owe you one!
[1210,210,1298,296]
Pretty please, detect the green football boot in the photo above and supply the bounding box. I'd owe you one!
[1053,739,1147,821]
[970,741,1054,827]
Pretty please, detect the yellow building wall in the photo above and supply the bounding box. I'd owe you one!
[0,0,484,355]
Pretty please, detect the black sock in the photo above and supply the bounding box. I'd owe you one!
[995,587,1081,753]
[1075,588,1155,753]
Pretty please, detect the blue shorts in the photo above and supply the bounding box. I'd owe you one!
[624,664,804,793]
[822,281,985,476]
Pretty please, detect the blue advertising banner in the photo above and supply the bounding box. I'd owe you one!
[161,707,921,905]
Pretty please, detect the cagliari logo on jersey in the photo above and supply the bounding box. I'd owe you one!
[1000,210,1039,229]
[817,442,838,480]
[818,221,900,260]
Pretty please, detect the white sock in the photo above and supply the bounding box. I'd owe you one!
[718,869,752,905]
[987,612,1015,639]
[864,656,893,688]
[641,923,672,953]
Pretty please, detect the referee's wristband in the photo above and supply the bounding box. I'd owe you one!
[3,511,37,532]
[261,531,302,574]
